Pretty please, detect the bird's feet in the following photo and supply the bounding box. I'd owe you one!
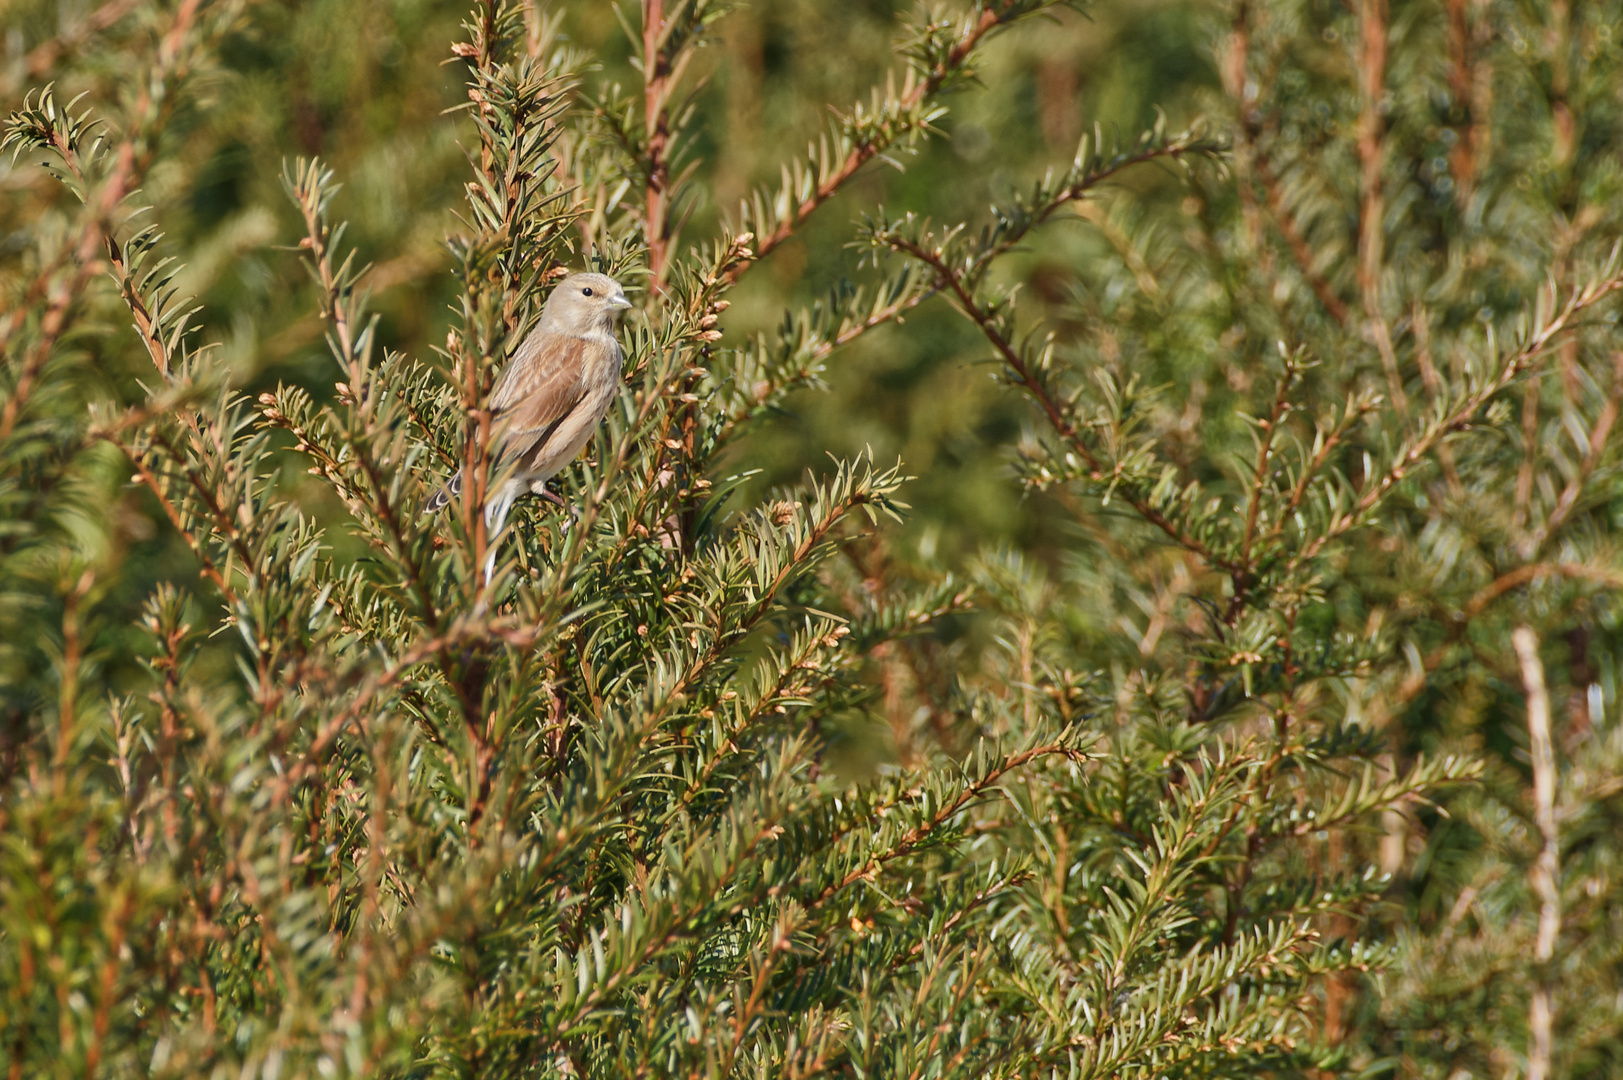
[539,487,580,532]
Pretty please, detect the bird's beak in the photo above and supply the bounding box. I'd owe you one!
[609,294,632,310]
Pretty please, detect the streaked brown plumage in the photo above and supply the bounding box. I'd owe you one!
[430,272,631,577]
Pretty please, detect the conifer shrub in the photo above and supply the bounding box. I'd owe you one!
[1,2,1619,1078]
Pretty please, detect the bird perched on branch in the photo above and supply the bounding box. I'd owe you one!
[429,271,632,580]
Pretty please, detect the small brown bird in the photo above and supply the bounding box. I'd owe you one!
[430,272,632,577]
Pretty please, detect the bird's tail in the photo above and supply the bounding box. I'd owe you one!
[425,470,462,513]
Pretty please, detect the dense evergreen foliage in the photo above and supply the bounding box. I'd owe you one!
[3,1,1621,1077]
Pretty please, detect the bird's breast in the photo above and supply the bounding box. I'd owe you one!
[580,329,624,376]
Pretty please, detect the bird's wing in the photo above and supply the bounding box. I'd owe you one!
[489,333,590,462]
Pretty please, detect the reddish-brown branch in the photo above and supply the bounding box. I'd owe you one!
[643,0,673,286]
[1356,0,1404,415]
[1444,0,1484,202]
[1221,2,1268,259]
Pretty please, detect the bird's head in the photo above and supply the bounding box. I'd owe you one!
[544,272,632,334]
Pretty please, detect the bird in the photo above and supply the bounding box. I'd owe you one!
[428,271,632,581]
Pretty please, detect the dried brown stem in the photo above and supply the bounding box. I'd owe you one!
[1463,563,1623,619]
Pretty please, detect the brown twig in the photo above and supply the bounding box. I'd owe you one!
[1355,0,1405,415]
[1444,0,1484,203]
[642,0,674,287]
[1513,626,1559,1080]
[1462,563,1623,619]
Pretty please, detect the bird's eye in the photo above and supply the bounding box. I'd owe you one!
[581,287,594,296]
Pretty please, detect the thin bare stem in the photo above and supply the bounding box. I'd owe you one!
[642,0,673,287]
[1356,0,1405,415]
[1513,626,1559,1080]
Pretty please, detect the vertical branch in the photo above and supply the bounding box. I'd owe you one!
[1444,0,1481,202]
[642,0,673,289]
[1512,375,1541,536]
[1513,626,1559,1080]
[1356,0,1404,414]
[1221,2,1264,256]
[1411,303,1463,491]
[1546,1,1573,168]
[50,570,93,796]
[474,0,502,181]
[520,0,547,57]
